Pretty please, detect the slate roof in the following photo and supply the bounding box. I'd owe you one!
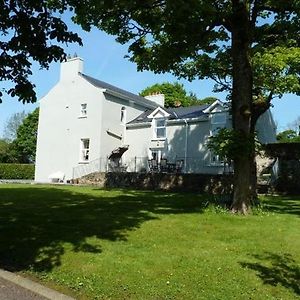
[127,104,210,125]
[80,73,158,108]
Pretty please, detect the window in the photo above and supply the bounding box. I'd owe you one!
[155,119,166,139]
[210,153,224,165]
[121,106,126,123]
[80,139,90,162]
[80,103,87,117]
[211,112,226,136]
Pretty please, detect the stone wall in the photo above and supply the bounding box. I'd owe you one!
[75,172,233,194]
[274,160,300,194]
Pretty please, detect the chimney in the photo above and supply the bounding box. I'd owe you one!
[60,56,83,81]
[145,92,165,107]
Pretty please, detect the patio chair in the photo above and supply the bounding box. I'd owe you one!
[160,158,168,173]
[175,159,184,173]
[148,159,159,172]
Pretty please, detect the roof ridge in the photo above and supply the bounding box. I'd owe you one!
[79,73,159,109]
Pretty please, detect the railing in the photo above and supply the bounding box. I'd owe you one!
[72,158,107,179]
[72,156,232,179]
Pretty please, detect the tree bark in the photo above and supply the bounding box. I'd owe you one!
[231,1,255,214]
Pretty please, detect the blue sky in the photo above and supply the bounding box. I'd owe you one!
[0,17,299,136]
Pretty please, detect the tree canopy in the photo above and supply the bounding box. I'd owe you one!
[0,0,82,103]
[2,111,27,141]
[140,82,217,107]
[277,130,300,143]
[73,0,299,213]
[14,108,39,163]
[0,109,39,163]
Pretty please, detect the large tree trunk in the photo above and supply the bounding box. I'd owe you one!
[231,1,255,214]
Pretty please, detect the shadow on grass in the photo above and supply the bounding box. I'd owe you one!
[262,195,300,217]
[0,186,207,273]
[240,252,300,296]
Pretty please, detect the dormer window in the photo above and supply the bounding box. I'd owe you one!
[155,118,166,139]
[80,103,87,117]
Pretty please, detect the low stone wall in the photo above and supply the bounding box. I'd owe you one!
[76,172,234,194]
[274,160,300,194]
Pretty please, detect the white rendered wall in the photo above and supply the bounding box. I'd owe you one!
[35,74,103,182]
[255,110,277,144]
[99,94,146,160]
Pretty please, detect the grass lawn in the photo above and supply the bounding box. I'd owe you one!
[0,184,299,299]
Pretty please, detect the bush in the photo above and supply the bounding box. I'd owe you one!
[0,163,35,180]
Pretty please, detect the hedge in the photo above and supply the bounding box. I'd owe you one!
[0,163,35,180]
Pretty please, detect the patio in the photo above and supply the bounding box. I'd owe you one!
[148,158,184,173]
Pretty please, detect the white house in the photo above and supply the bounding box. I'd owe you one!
[35,57,277,182]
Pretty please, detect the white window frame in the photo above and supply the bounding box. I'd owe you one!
[79,103,87,117]
[153,118,166,140]
[80,138,90,163]
[210,152,224,166]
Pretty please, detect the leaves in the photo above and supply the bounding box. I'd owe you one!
[207,128,258,161]
[14,108,39,163]
[0,0,82,103]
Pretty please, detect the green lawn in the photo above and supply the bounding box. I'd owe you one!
[0,184,299,299]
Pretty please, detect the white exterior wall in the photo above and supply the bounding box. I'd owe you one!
[125,126,152,172]
[125,116,228,174]
[36,61,277,180]
[100,94,146,159]
[35,58,154,182]
[35,74,103,182]
[255,110,277,144]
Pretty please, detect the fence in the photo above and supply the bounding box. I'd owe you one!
[72,158,108,179]
[72,156,231,179]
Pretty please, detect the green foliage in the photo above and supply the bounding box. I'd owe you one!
[253,47,300,99]
[207,128,258,161]
[2,111,27,141]
[0,164,34,179]
[277,130,300,143]
[74,1,300,103]
[140,82,212,107]
[140,82,218,107]
[140,82,192,107]
[0,139,19,163]
[199,96,218,105]
[14,108,39,163]
[0,140,11,163]
[0,1,82,103]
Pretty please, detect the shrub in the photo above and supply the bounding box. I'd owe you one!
[0,163,35,179]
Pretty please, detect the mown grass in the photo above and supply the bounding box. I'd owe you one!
[0,184,299,299]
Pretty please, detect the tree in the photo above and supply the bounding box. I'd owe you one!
[287,116,300,133]
[73,0,300,213]
[277,129,300,143]
[2,111,27,141]
[13,108,39,163]
[140,82,217,107]
[0,1,83,103]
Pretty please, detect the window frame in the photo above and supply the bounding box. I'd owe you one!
[153,118,166,140]
[79,103,87,118]
[79,138,90,163]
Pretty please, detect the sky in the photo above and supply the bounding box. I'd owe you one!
[0,16,299,136]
